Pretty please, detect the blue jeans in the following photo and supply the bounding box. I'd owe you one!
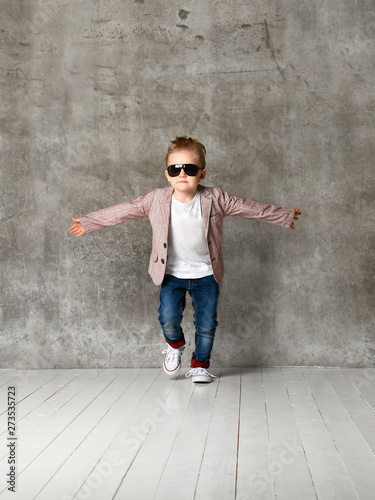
[158,274,220,368]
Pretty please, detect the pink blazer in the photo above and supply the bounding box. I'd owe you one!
[79,185,294,285]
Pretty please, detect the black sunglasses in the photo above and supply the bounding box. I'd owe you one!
[167,164,204,177]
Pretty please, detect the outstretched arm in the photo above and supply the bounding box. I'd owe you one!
[289,209,301,230]
[69,217,86,237]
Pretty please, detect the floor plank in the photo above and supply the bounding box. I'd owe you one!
[34,369,145,500]
[153,369,221,500]
[0,368,375,500]
[329,369,375,454]
[113,368,197,500]
[73,369,179,500]
[0,369,117,496]
[6,370,100,426]
[0,370,26,390]
[261,368,317,500]
[12,369,104,452]
[193,368,240,500]
[282,368,358,500]
[236,368,275,500]
[304,369,375,500]
[15,370,142,499]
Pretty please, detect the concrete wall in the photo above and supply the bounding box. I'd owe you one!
[1,0,374,368]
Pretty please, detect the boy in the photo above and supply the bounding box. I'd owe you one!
[69,137,300,383]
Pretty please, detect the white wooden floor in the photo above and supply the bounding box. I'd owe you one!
[1,367,375,500]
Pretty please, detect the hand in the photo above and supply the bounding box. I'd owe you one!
[69,217,86,237]
[290,208,301,230]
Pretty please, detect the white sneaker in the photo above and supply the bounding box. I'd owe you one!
[185,367,217,383]
[162,345,185,377]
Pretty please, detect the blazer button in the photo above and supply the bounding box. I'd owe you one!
[163,243,167,248]
[161,258,165,264]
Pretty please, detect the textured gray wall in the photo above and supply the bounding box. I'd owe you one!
[1,0,374,368]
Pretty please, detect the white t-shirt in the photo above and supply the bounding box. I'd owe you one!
[166,191,213,279]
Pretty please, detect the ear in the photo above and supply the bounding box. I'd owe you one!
[199,169,207,181]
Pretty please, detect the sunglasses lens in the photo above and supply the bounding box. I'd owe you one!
[184,164,199,176]
[167,166,180,177]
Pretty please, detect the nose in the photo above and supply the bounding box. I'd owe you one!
[178,168,187,177]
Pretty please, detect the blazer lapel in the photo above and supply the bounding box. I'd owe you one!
[158,187,173,238]
[199,186,212,238]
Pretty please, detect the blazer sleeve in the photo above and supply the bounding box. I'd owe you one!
[217,188,295,228]
[79,190,156,233]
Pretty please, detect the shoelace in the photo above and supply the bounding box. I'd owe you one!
[185,368,217,379]
[161,346,184,363]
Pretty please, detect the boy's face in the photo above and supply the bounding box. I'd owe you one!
[165,150,206,200]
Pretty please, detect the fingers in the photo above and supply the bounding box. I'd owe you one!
[69,226,83,236]
[293,208,301,221]
[69,218,85,237]
[291,208,301,229]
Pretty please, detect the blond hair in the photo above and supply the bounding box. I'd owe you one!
[165,136,206,168]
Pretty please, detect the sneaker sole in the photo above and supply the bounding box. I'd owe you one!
[192,376,211,383]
